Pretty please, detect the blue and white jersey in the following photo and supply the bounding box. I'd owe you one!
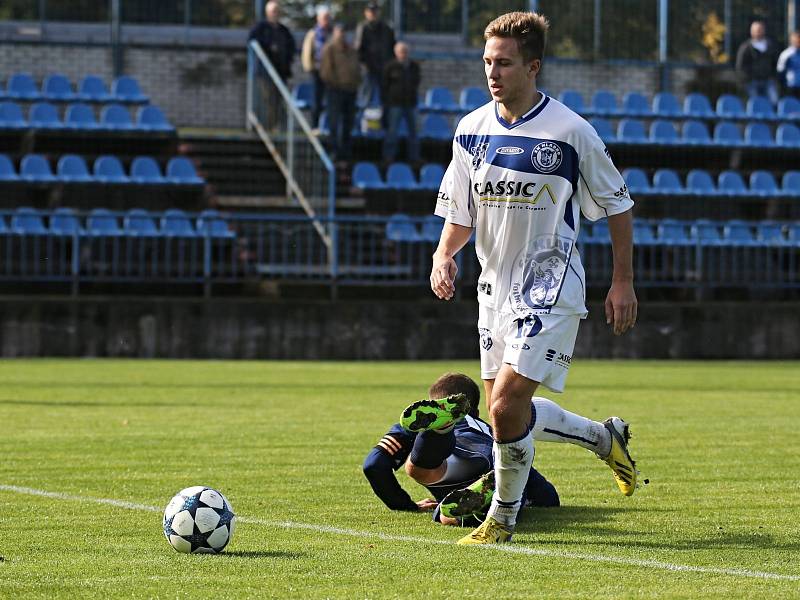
[434,94,634,316]
[777,46,800,88]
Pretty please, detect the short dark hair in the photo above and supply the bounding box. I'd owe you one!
[484,11,549,63]
[428,372,481,418]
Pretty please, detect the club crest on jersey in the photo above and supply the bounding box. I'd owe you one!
[531,141,562,173]
[510,235,571,311]
[470,142,489,170]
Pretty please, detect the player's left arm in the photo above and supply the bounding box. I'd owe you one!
[606,210,638,336]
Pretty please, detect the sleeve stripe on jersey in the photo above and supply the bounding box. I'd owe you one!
[377,435,402,454]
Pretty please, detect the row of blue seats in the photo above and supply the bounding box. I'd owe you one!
[560,90,800,122]
[0,102,173,132]
[352,162,444,191]
[0,154,203,185]
[0,73,149,104]
[592,118,800,148]
[0,207,232,238]
[623,168,800,197]
[318,112,452,141]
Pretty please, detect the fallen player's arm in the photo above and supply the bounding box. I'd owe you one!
[362,446,419,511]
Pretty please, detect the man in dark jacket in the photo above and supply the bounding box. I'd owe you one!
[382,41,421,163]
[735,20,780,104]
[355,2,396,107]
[248,1,296,83]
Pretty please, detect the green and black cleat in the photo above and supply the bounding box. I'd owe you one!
[400,393,471,433]
[440,470,496,520]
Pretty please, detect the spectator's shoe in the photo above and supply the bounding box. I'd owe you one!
[600,417,638,496]
[456,516,513,545]
[440,471,495,520]
[400,393,470,433]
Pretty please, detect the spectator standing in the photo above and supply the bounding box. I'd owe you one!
[302,6,333,127]
[320,24,362,161]
[248,1,296,83]
[382,41,421,163]
[355,2,396,108]
[777,31,800,99]
[735,20,780,104]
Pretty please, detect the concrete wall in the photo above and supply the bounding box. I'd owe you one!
[1,298,797,360]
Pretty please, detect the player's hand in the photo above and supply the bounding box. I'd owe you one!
[430,253,458,300]
[416,498,439,512]
[605,280,638,335]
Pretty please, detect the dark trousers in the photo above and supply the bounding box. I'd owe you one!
[383,105,419,163]
[311,70,325,128]
[327,88,356,161]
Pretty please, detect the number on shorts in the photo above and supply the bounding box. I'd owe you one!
[514,315,542,338]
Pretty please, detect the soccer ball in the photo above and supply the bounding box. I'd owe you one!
[163,486,236,554]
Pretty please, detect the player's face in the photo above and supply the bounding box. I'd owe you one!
[483,36,539,107]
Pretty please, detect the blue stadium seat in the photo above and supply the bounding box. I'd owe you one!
[424,87,460,113]
[292,82,313,110]
[717,171,747,195]
[776,123,800,147]
[386,162,419,190]
[316,110,330,135]
[29,102,64,129]
[57,155,93,183]
[782,171,800,196]
[652,169,684,194]
[589,118,615,141]
[0,216,7,234]
[460,87,489,111]
[0,154,20,181]
[589,221,610,243]
[724,220,757,246]
[558,90,585,114]
[64,103,100,130]
[87,208,123,236]
[777,96,800,119]
[746,96,776,120]
[657,219,690,244]
[682,120,711,145]
[94,155,130,184]
[77,75,113,103]
[716,94,745,119]
[0,101,27,129]
[419,163,445,190]
[420,114,451,141]
[351,162,385,189]
[130,156,166,184]
[649,120,679,144]
[11,207,47,235]
[633,221,657,244]
[617,119,647,143]
[622,92,651,117]
[652,92,681,117]
[758,222,787,245]
[7,73,42,101]
[124,208,160,237]
[42,74,77,102]
[50,207,84,236]
[749,170,779,196]
[686,169,716,196]
[20,154,57,183]
[136,105,174,132]
[683,93,715,118]
[197,209,235,239]
[166,157,204,185]
[789,224,800,246]
[100,104,135,130]
[744,122,773,147]
[713,122,742,146]
[386,214,422,242]
[161,209,197,237]
[692,219,725,245]
[590,90,618,116]
[111,76,149,104]
[622,168,651,194]
[420,215,444,242]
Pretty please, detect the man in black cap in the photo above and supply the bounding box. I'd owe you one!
[355,2,396,109]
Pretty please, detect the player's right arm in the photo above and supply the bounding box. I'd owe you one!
[431,223,473,301]
[362,426,420,511]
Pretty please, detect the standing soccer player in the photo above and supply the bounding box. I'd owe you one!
[428,12,638,544]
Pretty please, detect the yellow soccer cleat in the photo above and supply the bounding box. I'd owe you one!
[456,516,513,545]
[601,416,638,496]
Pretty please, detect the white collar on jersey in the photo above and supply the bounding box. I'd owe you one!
[494,91,549,130]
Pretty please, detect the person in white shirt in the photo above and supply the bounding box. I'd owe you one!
[429,10,638,545]
[777,31,800,99]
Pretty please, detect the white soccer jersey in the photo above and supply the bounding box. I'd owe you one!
[434,94,634,316]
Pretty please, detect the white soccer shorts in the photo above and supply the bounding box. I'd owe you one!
[478,305,582,393]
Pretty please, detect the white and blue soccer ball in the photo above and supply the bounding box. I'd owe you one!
[163,486,236,554]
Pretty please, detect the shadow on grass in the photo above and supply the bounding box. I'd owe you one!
[220,550,305,559]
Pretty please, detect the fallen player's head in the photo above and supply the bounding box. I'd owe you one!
[428,373,481,418]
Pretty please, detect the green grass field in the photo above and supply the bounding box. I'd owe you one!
[1,359,798,599]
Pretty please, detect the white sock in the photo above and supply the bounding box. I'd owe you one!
[531,398,611,457]
[486,430,534,528]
